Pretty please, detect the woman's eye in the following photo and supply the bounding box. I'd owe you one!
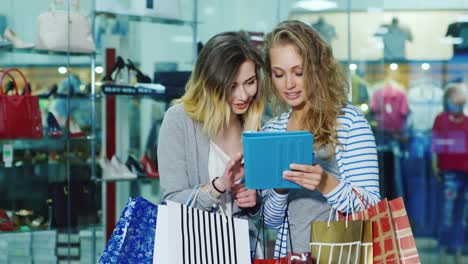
[247,79,256,85]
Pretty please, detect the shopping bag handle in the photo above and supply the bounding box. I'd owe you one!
[327,193,360,228]
[253,196,294,259]
[352,188,370,210]
[252,196,266,260]
[0,68,30,96]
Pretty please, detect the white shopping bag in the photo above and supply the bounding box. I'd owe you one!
[154,201,251,264]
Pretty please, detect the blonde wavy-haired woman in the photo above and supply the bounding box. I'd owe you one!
[260,20,381,256]
[158,31,264,253]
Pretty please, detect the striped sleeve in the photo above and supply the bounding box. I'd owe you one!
[260,115,289,229]
[323,105,381,212]
[261,189,288,229]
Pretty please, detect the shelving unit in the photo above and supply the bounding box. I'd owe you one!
[94,11,198,26]
[0,47,98,56]
[0,2,101,262]
[98,0,199,244]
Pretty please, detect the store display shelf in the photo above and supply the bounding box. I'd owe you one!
[0,225,104,235]
[1,136,98,150]
[38,94,103,100]
[0,47,97,57]
[1,162,89,168]
[94,176,158,183]
[95,11,197,26]
[101,83,166,98]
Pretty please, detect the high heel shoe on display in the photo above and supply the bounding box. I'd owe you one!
[0,209,15,231]
[66,117,87,138]
[38,84,58,99]
[4,80,15,95]
[125,155,146,177]
[3,28,34,49]
[47,112,63,138]
[127,59,151,83]
[103,56,126,83]
[141,153,159,178]
[99,156,137,181]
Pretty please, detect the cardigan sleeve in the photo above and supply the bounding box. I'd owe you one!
[158,105,218,211]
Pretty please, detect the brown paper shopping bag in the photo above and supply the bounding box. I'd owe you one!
[310,219,372,264]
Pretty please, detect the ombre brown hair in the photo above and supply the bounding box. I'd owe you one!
[264,20,349,153]
[177,31,264,138]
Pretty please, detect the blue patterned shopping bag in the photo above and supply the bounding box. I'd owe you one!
[99,196,158,263]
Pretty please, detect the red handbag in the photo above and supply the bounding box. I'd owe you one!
[0,68,43,139]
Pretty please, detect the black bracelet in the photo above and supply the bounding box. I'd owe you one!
[211,177,226,193]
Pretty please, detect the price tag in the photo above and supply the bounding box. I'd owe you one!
[3,144,13,168]
[385,103,393,114]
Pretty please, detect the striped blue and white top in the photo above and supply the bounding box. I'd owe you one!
[261,104,381,257]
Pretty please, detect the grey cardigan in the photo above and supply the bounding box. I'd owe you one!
[157,103,261,252]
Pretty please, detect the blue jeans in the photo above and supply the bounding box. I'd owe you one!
[401,132,439,237]
[438,170,468,252]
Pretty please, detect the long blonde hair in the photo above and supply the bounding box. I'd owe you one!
[264,20,349,152]
[177,31,264,138]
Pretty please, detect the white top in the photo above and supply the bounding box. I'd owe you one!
[208,140,233,216]
[407,83,443,131]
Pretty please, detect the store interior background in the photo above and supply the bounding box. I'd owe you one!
[1,0,468,263]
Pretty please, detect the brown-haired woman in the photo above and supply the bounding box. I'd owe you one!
[260,20,381,256]
[158,31,264,253]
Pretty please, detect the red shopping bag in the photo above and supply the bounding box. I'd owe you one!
[339,196,420,264]
[0,68,43,139]
[388,198,420,264]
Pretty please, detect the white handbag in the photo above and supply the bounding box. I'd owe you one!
[35,1,95,53]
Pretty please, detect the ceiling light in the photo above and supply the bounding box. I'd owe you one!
[421,63,430,71]
[360,103,369,112]
[58,67,67,74]
[293,0,338,11]
[95,66,104,74]
[349,63,357,71]
[389,63,398,71]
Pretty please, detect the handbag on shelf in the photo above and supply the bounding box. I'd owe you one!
[35,0,95,53]
[47,180,99,228]
[0,68,43,139]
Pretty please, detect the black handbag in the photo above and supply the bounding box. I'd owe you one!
[48,181,99,228]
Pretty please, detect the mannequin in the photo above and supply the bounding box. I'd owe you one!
[375,17,413,60]
[311,17,336,45]
[445,18,468,57]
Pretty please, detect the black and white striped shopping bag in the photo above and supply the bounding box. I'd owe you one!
[154,201,251,264]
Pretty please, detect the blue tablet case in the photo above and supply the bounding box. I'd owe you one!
[243,131,314,189]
